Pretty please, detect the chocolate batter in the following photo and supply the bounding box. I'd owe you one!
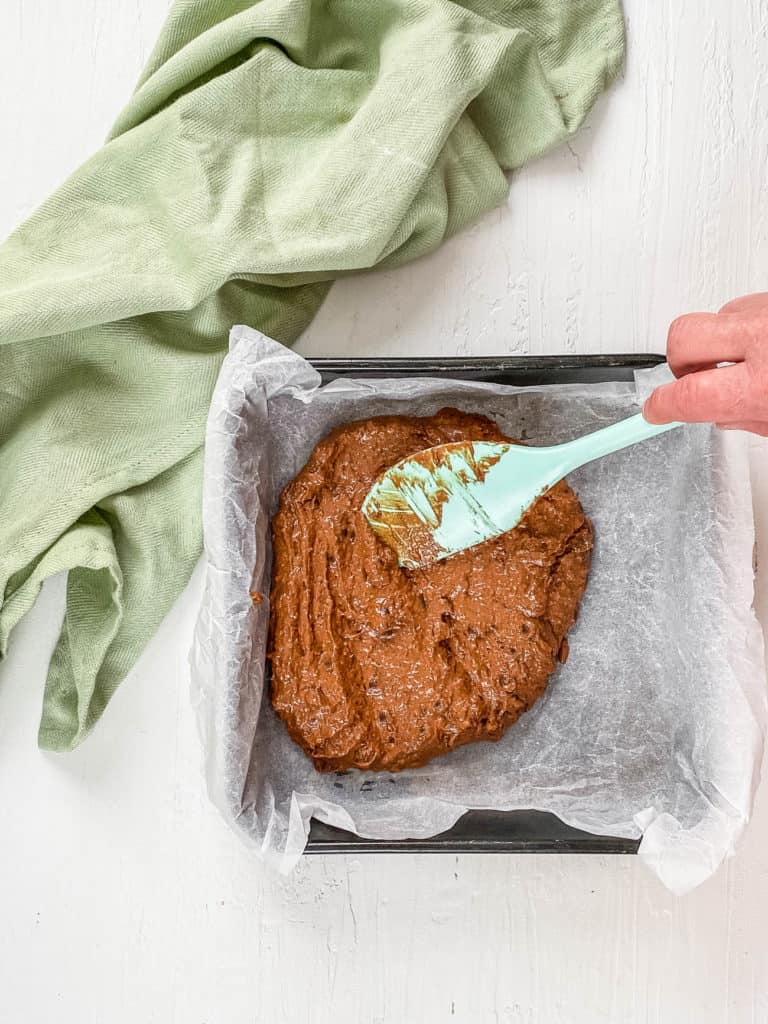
[268,409,592,773]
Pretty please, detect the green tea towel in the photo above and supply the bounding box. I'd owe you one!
[0,0,624,750]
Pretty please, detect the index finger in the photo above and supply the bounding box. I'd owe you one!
[643,362,754,423]
[718,292,768,315]
[666,312,748,377]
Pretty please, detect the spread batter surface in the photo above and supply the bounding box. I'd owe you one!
[268,409,593,772]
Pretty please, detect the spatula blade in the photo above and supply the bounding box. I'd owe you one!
[362,440,549,569]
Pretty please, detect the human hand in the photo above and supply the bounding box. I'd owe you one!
[643,293,768,436]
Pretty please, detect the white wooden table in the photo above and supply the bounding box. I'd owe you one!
[2,3,768,1021]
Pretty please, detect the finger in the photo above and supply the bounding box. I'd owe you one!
[666,313,748,377]
[643,362,754,423]
[719,292,768,315]
[717,421,768,437]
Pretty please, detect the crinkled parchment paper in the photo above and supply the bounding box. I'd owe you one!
[191,327,766,893]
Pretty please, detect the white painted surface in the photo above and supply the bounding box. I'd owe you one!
[1,2,768,1021]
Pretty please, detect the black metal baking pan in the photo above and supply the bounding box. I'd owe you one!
[302,353,665,856]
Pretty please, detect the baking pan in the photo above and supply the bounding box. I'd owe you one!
[302,353,665,856]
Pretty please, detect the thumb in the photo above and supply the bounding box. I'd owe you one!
[643,363,750,424]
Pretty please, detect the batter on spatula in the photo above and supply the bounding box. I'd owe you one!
[268,408,593,772]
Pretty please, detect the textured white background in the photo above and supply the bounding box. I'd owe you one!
[2,2,768,1022]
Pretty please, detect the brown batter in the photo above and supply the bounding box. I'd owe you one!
[268,408,593,773]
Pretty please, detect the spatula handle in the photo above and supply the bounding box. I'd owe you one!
[552,413,683,475]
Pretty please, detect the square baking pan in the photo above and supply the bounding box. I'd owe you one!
[301,353,664,856]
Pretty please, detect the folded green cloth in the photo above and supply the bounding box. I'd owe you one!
[0,0,624,750]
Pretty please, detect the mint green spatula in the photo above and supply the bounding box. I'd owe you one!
[362,413,682,569]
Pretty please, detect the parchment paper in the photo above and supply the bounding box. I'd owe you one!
[191,326,766,893]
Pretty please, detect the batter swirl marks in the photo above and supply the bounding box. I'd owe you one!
[268,409,592,772]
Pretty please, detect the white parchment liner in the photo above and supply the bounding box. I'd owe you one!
[191,327,766,894]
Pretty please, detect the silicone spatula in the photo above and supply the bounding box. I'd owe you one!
[362,413,682,569]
